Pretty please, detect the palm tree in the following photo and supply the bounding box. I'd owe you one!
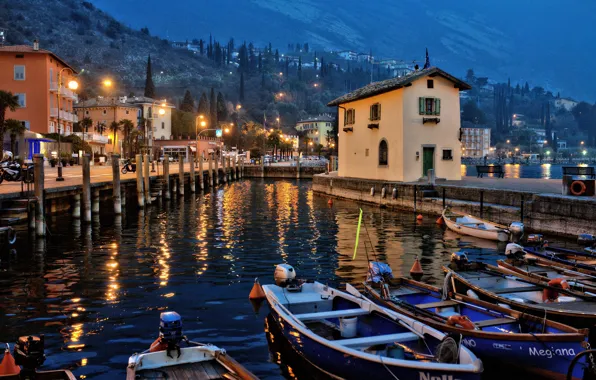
[95,122,106,136]
[5,119,26,156]
[119,119,135,158]
[80,117,93,134]
[129,129,143,156]
[0,91,20,146]
[108,121,121,154]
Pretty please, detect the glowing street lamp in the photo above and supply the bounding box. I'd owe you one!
[583,150,588,156]
[506,140,510,144]
[55,68,80,181]
[236,104,242,110]
[581,141,585,145]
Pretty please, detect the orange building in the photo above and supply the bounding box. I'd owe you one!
[0,41,78,157]
[74,97,139,154]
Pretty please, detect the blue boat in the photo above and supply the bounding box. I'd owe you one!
[524,245,596,272]
[262,265,483,380]
[362,266,589,380]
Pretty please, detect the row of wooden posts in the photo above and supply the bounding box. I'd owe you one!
[31,152,245,237]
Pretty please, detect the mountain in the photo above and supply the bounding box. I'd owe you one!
[89,0,596,101]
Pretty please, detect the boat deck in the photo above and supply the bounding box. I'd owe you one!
[134,360,231,380]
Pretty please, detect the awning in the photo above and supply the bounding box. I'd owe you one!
[24,131,55,142]
[189,146,196,152]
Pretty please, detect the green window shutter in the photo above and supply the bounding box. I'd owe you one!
[344,109,347,126]
[378,104,381,120]
[435,99,441,115]
[369,105,373,120]
[419,97,425,115]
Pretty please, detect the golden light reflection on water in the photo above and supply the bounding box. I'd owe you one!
[105,244,120,302]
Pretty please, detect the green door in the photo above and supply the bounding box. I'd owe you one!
[422,147,434,177]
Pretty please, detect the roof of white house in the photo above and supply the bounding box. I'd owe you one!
[328,66,471,106]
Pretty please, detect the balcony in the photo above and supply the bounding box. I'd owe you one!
[73,132,109,144]
[50,109,77,123]
[49,83,78,101]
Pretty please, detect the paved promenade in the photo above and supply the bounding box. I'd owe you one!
[441,177,564,195]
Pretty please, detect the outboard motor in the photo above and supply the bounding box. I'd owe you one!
[508,222,525,243]
[578,234,596,247]
[450,251,469,270]
[274,264,300,291]
[14,335,45,376]
[505,243,526,260]
[159,312,184,358]
[525,234,544,246]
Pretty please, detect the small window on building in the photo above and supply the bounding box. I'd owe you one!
[344,108,356,125]
[442,149,453,160]
[419,97,441,116]
[126,110,129,115]
[427,79,434,88]
[161,136,165,140]
[103,110,107,115]
[370,103,381,121]
[16,93,26,107]
[162,122,165,129]
[365,148,369,157]
[379,140,388,165]
[14,65,25,80]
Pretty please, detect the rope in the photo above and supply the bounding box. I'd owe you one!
[379,355,400,380]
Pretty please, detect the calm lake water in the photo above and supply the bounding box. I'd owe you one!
[462,163,593,179]
[0,180,576,379]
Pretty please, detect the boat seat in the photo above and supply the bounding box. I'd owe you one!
[474,318,516,328]
[294,308,369,321]
[490,286,543,294]
[416,300,458,309]
[335,332,419,348]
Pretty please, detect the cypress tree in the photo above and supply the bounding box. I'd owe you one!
[298,56,302,81]
[258,53,263,72]
[180,90,195,112]
[239,72,245,102]
[284,57,289,76]
[198,92,209,117]
[274,49,279,64]
[216,92,227,122]
[314,52,318,70]
[144,55,156,98]
[199,39,204,55]
[209,88,217,129]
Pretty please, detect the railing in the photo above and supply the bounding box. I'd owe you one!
[73,132,109,144]
[50,108,58,117]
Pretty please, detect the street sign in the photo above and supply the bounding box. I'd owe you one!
[216,129,223,138]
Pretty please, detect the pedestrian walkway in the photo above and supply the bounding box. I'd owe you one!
[441,177,563,195]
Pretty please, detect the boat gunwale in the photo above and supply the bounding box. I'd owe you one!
[441,209,509,241]
[263,282,483,374]
[497,260,596,293]
[364,278,588,342]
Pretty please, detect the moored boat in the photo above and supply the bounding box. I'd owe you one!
[524,245,596,271]
[441,208,521,242]
[263,264,484,380]
[126,312,257,380]
[362,262,589,380]
[444,255,596,344]
[0,335,75,379]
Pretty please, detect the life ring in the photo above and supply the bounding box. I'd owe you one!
[542,278,570,302]
[6,227,16,245]
[570,181,587,196]
[446,315,476,330]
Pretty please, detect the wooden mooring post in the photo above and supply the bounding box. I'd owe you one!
[33,154,45,236]
[221,153,227,184]
[112,154,122,214]
[82,154,91,223]
[261,156,265,178]
[214,154,219,186]
[163,155,170,199]
[296,156,301,179]
[144,154,151,205]
[136,154,145,207]
[178,158,184,196]
[190,153,196,193]
[208,154,213,187]
[199,154,205,191]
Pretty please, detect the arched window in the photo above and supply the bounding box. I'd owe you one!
[379,139,388,166]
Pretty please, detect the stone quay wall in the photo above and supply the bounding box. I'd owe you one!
[313,174,596,237]
[244,166,325,179]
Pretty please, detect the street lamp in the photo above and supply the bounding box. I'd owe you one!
[55,68,79,181]
[506,140,510,144]
[581,141,585,145]
[583,150,588,156]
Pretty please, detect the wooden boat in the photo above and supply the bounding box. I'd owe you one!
[363,275,589,380]
[262,265,484,380]
[498,258,596,294]
[524,245,596,271]
[127,312,257,380]
[442,208,511,242]
[0,336,76,379]
[444,261,596,344]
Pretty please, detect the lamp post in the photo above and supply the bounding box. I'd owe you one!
[56,68,79,181]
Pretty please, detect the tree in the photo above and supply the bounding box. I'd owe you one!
[5,119,25,155]
[209,88,217,130]
[314,52,318,70]
[119,119,135,158]
[199,39,204,55]
[144,55,156,98]
[108,121,121,153]
[239,73,245,102]
[462,100,487,124]
[572,102,596,145]
[198,92,209,117]
[180,90,195,112]
[216,92,228,122]
[298,56,302,80]
[0,90,20,143]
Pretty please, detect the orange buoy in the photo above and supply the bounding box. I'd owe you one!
[436,216,444,225]
[0,349,20,376]
[446,315,476,330]
[328,199,333,206]
[416,214,423,221]
[149,337,167,352]
[409,256,423,279]
[543,278,569,302]
[249,278,266,300]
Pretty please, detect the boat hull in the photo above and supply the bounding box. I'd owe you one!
[442,210,509,242]
[268,307,481,380]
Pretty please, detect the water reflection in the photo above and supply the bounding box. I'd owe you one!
[463,163,594,179]
[0,180,578,379]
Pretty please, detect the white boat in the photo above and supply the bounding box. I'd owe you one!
[442,208,514,242]
[262,264,483,380]
[126,312,257,380]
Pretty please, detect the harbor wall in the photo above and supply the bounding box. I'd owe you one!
[243,166,325,179]
[312,174,596,237]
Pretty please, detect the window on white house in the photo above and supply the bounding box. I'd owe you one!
[162,122,165,129]
[14,65,25,80]
[379,140,388,165]
[442,149,453,160]
[16,93,26,107]
[370,103,381,121]
[427,79,434,88]
[344,108,356,125]
[419,97,441,116]
[49,121,55,133]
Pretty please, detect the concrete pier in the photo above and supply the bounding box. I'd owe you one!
[199,155,205,191]
[214,154,219,186]
[72,194,81,218]
[112,154,121,214]
[92,189,100,213]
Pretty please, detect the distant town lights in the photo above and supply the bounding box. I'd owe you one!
[583,150,588,155]
[581,141,585,145]
[506,140,510,144]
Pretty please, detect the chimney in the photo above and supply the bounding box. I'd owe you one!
[33,39,39,51]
